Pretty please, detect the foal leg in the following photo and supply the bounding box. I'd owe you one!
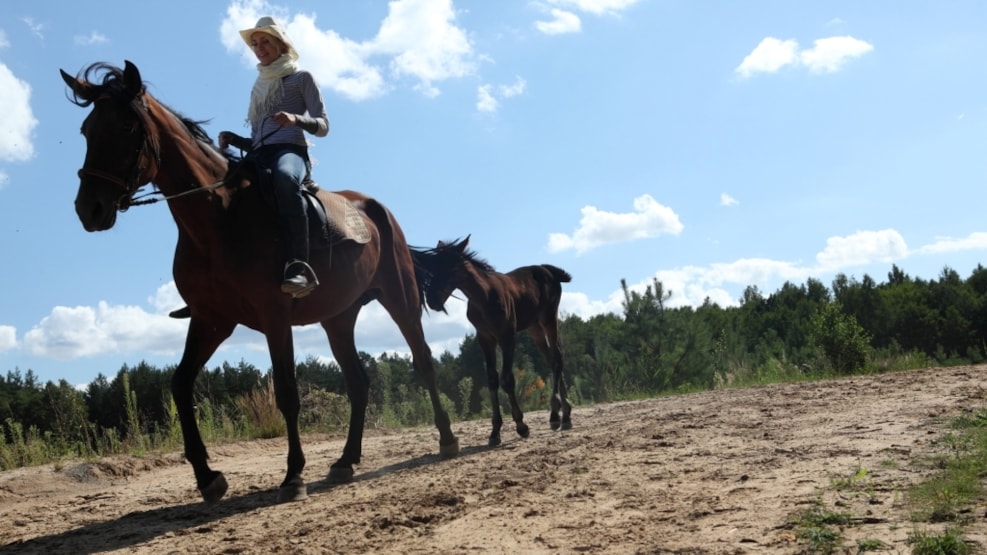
[266,325,308,503]
[171,318,235,505]
[497,334,530,440]
[321,306,369,483]
[478,335,504,446]
[530,324,572,430]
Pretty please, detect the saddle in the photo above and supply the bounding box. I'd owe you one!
[302,180,371,249]
[224,152,370,248]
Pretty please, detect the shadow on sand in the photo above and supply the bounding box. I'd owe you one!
[1,444,491,555]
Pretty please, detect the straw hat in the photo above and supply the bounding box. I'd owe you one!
[239,16,299,61]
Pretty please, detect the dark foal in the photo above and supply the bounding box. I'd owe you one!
[413,236,573,446]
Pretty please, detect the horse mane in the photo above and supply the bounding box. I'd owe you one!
[66,62,231,163]
[437,237,496,274]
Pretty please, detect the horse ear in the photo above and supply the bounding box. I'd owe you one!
[460,235,471,250]
[60,69,93,100]
[122,60,143,98]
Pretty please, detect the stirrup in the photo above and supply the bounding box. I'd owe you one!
[281,260,319,298]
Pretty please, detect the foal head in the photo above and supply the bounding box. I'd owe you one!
[422,235,495,312]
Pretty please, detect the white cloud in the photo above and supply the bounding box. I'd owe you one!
[0,30,9,48]
[547,0,642,16]
[720,193,738,206]
[500,76,527,97]
[0,325,16,352]
[20,278,474,367]
[547,194,684,255]
[150,282,186,314]
[612,227,987,311]
[735,37,799,78]
[736,35,873,78]
[535,9,582,35]
[222,0,474,101]
[21,18,44,40]
[477,76,526,113]
[799,36,874,74]
[375,0,474,97]
[290,292,473,362]
[74,31,109,46]
[559,289,624,319]
[477,84,497,112]
[815,229,908,271]
[0,62,38,164]
[22,303,188,360]
[0,172,8,190]
[914,232,987,255]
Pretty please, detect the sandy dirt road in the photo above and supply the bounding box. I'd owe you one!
[3,365,987,554]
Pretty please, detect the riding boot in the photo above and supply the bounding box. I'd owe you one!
[281,215,318,298]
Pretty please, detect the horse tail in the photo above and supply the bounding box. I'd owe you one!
[361,198,431,310]
[407,247,434,310]
[542,264,572,284]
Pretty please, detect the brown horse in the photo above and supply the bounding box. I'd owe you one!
[411,236,573,446]
[60,60,458,504]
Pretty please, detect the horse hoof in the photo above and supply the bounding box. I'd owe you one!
[488,435,501,447]
[550,420,561,431]
[327,466,354,484]
[199,472,229,505]
[561,420,573,431]
[517,423,530,438]
[277,477,308,503]
[439,437,460,459]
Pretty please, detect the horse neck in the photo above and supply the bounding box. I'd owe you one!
[454,259,497,301]
[145,100,228,243]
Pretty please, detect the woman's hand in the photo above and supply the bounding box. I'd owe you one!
[218,131,234,149]
[271,111,297,127]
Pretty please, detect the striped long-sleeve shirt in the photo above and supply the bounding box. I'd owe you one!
[250,70,329,149]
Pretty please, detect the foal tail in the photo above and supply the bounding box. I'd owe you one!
[542,264,572,285]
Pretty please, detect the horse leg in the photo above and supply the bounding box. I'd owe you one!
[406,334,459,457]
[477,334,504,446]
[378,282,458,457]
[497,334,530,440]
[171,318,235,505]
[321,306,369,483]
[537,323,572,430]
[266,325,308,503]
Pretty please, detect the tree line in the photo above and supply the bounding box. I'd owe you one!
[2,263,985,469]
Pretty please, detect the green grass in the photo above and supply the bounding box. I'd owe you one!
[789,402,987,553]
[792,503,852,554]
[908,528,971,555]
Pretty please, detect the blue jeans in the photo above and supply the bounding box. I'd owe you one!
[253,144,313,273]
[253,144,311,220]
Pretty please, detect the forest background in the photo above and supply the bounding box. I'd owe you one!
[2,262,983,469]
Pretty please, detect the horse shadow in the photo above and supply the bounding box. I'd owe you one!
[0,444,490,555]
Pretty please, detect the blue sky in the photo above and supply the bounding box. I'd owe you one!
[0,0,984,388]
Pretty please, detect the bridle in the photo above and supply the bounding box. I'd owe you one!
[74,91,160,212]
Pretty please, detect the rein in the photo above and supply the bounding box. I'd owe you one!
[126,121,284,207]
[127,179,227,207]
[78,99,283,210]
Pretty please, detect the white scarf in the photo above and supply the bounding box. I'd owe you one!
[246,55,298,126]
